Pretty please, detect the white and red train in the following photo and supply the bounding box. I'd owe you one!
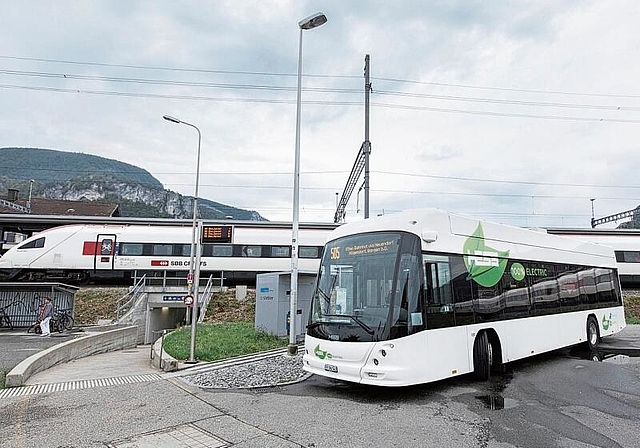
[2,219,640,287]
[0,221,338,285]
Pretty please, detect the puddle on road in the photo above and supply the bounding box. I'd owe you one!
[598,353,640,365]
[477,395,519,410]
[567,347,640,365]
[476,372,519,411]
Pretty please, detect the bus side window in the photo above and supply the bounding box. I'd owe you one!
[424,255,455,329]
[449,255,475,326]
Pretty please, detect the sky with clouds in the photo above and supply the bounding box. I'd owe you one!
[1,1,639,228]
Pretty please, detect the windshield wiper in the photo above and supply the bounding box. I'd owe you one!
[322,313,375,335]
[307,321,325,329]
[317,287,332,303]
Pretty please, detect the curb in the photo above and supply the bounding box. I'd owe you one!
[150,332,179,372]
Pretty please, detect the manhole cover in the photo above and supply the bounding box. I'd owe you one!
[108,423,227,448]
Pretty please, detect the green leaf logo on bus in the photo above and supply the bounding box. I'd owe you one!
[314,344,332,360]
[463,223,510,288]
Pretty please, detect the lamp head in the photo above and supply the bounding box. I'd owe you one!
[298,12,327,30]
[163,115,181,124]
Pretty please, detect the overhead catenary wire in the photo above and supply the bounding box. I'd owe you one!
[2,54,639,99]
[1,83,640,125]
[1,68,639,113]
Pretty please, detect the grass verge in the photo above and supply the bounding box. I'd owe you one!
[625,295,640,325]
[0,371,6,389]
[162,322,287,362]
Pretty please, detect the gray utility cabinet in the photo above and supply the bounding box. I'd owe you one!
[255,271,317,339]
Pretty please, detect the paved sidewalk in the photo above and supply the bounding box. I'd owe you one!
[25,345,157,385]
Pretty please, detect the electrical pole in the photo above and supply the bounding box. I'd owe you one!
[364,54,372,219]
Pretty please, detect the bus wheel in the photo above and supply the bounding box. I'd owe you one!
[473,331,492,381]
[587,316,600,350]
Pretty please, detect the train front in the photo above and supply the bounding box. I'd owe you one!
[303,230,426,386]
[0,243,20,280]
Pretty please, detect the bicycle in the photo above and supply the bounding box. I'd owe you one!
[54,309,74,331]
[49,313,65,334]
[27,320,42,334]
[0,305,13,330]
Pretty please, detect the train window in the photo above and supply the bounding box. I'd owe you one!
[618,251,640,263]
[241,245,262,257]
[174,244,191,257]
[17,237,45,249]
[153,244,173,256]
[299,246,320,258]
[120,243,143,256]
[212,245,232,257]
[271,246,290,257]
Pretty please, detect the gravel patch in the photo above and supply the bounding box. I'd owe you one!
[181,354,309,389]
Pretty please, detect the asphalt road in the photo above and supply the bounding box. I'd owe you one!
[0,330,73,372]
[1,342,639,447]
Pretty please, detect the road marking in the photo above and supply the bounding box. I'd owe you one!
[0,373,162,399]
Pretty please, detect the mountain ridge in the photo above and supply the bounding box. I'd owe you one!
[0,147,266,221]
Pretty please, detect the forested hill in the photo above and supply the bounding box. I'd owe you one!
[0,147,265,221]
[0,147,162,188]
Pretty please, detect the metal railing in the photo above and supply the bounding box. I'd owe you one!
[197,274,216,323]
[0,198,29,213]
[132,270,225,290]
[115,274,147,320]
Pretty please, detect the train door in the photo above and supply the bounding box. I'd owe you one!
[94,234,117,271]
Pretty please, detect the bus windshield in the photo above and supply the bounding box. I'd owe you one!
[308,231,425,342]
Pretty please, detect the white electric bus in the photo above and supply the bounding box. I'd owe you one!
[303,209,626,386]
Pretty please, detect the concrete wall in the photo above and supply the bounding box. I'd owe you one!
[150,331,179,372]
[5,326,138,387]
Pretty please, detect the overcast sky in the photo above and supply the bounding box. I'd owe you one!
[2,1,639,228]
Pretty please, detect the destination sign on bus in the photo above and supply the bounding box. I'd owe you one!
[346,240,394,256]
[341,239,395,258]
[202,225,233,243]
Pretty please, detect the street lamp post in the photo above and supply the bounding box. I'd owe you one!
[163,114,202,364]
[27,179,34,212]
[289,12,327,356]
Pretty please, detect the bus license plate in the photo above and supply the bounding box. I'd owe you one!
[324,364,338,373]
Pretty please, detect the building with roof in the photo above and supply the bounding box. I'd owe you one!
[0,188,120,252]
